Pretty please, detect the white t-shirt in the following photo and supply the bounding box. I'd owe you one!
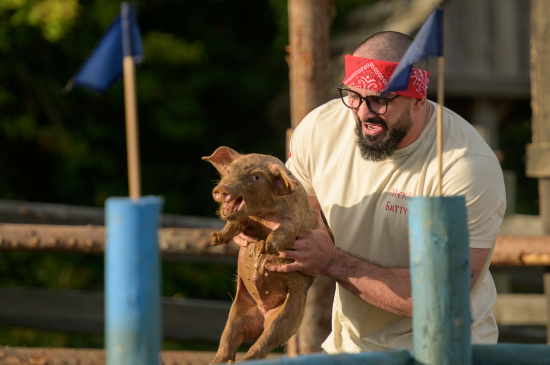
[288,99,506,353]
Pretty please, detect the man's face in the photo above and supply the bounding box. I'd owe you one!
[348,86,413,161]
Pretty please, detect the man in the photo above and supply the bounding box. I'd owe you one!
[240,31,506,352]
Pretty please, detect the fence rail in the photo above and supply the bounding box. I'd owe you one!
[0,287,229,342]
[0,222,548,266]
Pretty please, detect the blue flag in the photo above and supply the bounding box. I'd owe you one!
[383,8,443,95]
[66,3,143,94]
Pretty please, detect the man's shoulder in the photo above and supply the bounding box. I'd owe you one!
[440,105,498,161]
[293,98,351,143]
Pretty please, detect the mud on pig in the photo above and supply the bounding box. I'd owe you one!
[203,146,315,364]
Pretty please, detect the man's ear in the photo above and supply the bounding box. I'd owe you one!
[202,146,242,176]
[414,95,427,107]
[268,164,299,196]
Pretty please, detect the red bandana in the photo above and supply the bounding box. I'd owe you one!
[342,55,430,99]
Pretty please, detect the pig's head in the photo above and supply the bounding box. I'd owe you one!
[203,146,299,221]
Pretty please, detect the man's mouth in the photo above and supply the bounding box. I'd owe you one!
[362,121,386,136]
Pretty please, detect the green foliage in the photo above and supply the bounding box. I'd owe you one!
[0,327,104,348]
[0,0,375,212]
[0,0,81,42]
[0,252,103,289]
[163,261,236,301]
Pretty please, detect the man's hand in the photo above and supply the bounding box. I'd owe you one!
[268,210,337,276]
[233,232,257,247]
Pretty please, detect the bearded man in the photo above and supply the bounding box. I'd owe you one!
[239,31,506,352]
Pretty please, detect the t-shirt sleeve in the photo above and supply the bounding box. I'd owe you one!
[286,116,317,198]
[443,154,506,249]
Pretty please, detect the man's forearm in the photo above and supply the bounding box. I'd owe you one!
[325,249,413,317]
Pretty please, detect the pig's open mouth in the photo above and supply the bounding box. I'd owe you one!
[222,197,245,217]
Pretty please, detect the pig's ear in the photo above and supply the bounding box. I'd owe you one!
[202,146,242,175]
[269,164,299,196]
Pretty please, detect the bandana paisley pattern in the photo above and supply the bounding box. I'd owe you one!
[342,55,430,99]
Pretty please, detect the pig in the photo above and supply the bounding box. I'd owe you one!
[202,146,315,364]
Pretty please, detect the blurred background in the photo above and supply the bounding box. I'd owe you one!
[0,0,543,352]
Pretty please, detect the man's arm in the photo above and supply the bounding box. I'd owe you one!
[270,196,491,318]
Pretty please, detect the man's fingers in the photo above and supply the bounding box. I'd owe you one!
[268,262,301,273]
[278,249,298,259]
[233,232,259,247]
[233,236,249,247]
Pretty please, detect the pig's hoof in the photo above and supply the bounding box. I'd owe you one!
[258,240,276,254]
[210,233,227,246]
[257,240,267,253]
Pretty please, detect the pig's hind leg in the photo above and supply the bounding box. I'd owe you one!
[211,278,264,364]
[240,281,308,360]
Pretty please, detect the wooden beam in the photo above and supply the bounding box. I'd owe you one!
[0,287,231,342]
[0,223,239,259]
[526,142,550,178]
[2,223,550,266]
[530,0,550,236]
[279,1,333,352]
[0,286,546,346]
[545,267,550,344]
[491,236,550,266]
[0,199,223,228]
[493,293,548,326]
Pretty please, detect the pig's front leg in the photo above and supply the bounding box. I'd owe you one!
[211,221,241,246]
[264,220,298,253]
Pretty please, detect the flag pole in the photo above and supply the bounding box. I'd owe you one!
[121,2,141,200]
[436,56,444,197]
[123,56,141,200]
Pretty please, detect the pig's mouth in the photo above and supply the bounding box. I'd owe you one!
[221,196,245,218]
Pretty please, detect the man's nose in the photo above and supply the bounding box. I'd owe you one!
[355,100,376,121]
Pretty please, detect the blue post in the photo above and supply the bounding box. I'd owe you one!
[105,196,163,365]
[472,344,550,364]
[408,196,472,365]
[241,350,411,364]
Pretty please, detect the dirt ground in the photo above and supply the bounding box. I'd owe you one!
[0,347,284,365]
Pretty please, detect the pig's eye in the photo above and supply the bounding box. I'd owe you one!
[253,175,260,181]
[227,169,230,174]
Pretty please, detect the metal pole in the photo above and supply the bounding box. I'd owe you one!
[408,196,472,365]
[105,196,163,365]
[242,350,411,365]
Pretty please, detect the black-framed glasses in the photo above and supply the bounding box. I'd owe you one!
[338,85,400,115]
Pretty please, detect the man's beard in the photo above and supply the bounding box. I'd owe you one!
[354,110,413,161]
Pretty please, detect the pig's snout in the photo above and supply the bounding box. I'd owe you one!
[213,184,232,203]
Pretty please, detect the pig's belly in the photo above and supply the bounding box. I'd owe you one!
[237,245,300,314]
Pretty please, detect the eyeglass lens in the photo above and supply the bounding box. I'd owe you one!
[340,89,391,115]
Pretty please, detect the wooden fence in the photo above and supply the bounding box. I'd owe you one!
[0,200,548,349]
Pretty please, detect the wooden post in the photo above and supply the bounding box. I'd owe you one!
[408,196,472,365]
[286,0,331,155]
[528,0,550,344]
[286,0,333,355]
